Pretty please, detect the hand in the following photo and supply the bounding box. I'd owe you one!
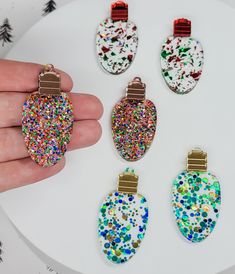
[0,60,103,192]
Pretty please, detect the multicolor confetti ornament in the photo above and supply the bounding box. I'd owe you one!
[96,1,138,74]
[172,148,221,243]
[22,64,73,167]
[98,168,149,264]
[112,77,157,161]
[161,19,204,94]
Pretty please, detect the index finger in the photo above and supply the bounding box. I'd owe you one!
[0,59,73,92]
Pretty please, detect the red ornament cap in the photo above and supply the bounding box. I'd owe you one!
[111,1,128,21]
[174,18,191,37]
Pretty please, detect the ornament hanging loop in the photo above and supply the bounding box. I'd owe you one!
[111,1,128,21]
[174,18,191,37]
[44,63,54,72]
[39,64,61,95]
[126,77,146,100]
[187,148,207,172]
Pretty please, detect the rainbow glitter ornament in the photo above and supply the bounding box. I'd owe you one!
[172,149,221,243]
[98,168,148,264]
[112,77,157,161]
[161,19,204,94]
[22,65,73,167]
[96,1,138,75]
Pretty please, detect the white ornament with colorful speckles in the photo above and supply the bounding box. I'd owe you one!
[161,36,204,94]
[96,18,138,75]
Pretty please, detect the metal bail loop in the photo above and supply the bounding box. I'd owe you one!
[118,169,138,194]
[187,148,207,172]
[39,64,61,95]
[111,1,128,22]
[126,77,146,101]
[174,18,191,37]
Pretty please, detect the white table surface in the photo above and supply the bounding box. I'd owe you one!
[0,207,59,274]
[1,0,235,273]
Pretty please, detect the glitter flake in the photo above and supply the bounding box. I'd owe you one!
[98,191,148,264]
[22,92,73,167]
[96,18,138,74]
[112,98,157,161]
[172,171,221,243]
[161,36,204,94]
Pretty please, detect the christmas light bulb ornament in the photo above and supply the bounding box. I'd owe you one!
[172,149,221,243]
[22,64,73,167]
[161,19,204,94]
[96,1,138,74]
[112,77,157,161]
[98,169,148,264]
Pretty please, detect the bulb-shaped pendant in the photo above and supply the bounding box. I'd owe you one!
[98,169,148,264]
[112,77,157,161]
[96,1,138,75]
[22,65,73,167]
[161,19,204,94]
[172,149,221,242]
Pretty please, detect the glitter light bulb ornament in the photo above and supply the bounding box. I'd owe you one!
[161,19,204,94]
[98,168,148,264]
[172,149,221,243]
[96,1,138,74]
[112,77,157,161]
[22,64,73,167]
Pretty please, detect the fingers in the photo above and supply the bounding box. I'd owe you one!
[0,157,65,192]
[0,59,73,92]
[71,93,103,121]
[0,92,103,128]
[0,120,102,163]
[69,120,102,149]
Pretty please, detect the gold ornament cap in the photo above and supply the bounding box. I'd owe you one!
[126,77,146,101]
[187,148,207,172]
[117,168,138,194]
[39,64,61,95]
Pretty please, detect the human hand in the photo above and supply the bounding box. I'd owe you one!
[0,60,103,192]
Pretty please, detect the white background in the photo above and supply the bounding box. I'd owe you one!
[1,0,235,273]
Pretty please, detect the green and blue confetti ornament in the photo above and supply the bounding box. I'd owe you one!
[98,168,148,264]
[172,148,221,243]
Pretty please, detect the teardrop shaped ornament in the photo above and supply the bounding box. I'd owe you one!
[172,149,221,243]
[112,77,157,161]
[161,19,204,94]
[96,1,138,75]
[98,169,149,264]
[22,65,73,167]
